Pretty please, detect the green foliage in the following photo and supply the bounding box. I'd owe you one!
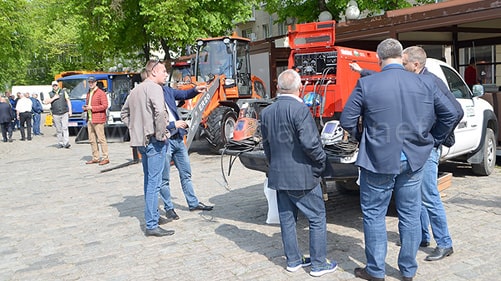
[7,0,260,88]
[0,0,30,87]
[266,0,434,23]
[0,0,435,89]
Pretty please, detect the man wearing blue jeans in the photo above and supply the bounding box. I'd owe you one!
[160,83,212,220]
[121,59,173,237]
[419,147,454,260]
[341,39,459,281]
[402,47,462,261]
[350,46,462,262]
[261,69,337,277]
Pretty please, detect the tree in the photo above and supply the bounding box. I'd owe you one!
[265,0,434,23]
[0,0,265,86]
[139,0,259,61]
[0,0,31,87]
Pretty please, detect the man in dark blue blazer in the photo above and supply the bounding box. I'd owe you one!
[350,47,463,263]
[0,96,15,142]
[159,83,213,221]
[340,39,459,281]
[260,69,337,277]
[402,47,462,262]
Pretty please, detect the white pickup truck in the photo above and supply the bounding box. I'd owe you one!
[235,58,498,190]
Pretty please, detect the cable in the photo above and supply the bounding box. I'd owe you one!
[324,139,359,157]
[220,138,261,191]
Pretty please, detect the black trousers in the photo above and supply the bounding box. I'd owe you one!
[1,122,12,141]
[19,112,32,140]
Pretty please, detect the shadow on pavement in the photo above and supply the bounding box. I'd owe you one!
[109,195,144,228]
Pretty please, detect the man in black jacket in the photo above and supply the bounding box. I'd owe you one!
[0,96,15,142]
[260,69,337,277]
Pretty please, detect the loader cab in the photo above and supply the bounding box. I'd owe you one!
[168,60,195,89]
[194,36,254,97]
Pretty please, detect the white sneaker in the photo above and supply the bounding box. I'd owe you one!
[286,256,312,272]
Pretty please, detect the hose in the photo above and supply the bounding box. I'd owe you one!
[220,138,261,191]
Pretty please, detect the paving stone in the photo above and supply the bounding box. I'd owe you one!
[1,123,500,280]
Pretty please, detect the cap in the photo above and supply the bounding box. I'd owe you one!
[51,81,58,86]
[88,76,97,82]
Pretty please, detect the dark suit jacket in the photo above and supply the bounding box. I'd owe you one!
[260,95,326,191]
[421,68,464,147]
[162,86,199,138]
[358,67,464,148]
[0,102,15,123]
[340,64,459,174]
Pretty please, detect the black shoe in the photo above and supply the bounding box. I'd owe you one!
[189,202,214,211]
[402,277,413,281]
[420,241,430,247]
[64,143,71,149]
[165,209,180,220]
[8,138,13,142]
[158,216,171,225]
[145,227,175,237]
[354,267,385,281]
[425,246,453,261]
[20,138,26,141]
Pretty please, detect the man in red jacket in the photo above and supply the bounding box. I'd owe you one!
[84,76,110,165]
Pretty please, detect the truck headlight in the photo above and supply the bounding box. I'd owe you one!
[225,78,235,86]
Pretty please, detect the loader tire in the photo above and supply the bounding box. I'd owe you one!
[206,106,237,153]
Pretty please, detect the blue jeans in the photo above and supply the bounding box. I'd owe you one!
[421,147,453,248]
[32,112,41,135]
[160,137,199,210]
[359,160,424,279]
[137,138,167,230]
[276,184,329,270]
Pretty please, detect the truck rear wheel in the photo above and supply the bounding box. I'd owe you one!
[206,106,237,152]
[472,128,496,176]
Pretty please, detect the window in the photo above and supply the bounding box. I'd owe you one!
[460,45,496,85]
[242,29,253,39]
[278,22,287,36]
[441,65,471,99]
[262,24,269,39]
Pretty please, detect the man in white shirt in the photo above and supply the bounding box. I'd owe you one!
[15,92,33,141]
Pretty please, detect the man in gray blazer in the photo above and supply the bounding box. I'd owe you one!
[340,39,458,281]
[260,69,337,277]
[121,59,173,237]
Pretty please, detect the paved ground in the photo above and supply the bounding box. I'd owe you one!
[1,123,500,281]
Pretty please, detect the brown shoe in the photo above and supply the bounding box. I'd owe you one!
[86,160,100,164]
[99,159,110,165]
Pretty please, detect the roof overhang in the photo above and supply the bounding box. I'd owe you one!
[335,0,501,50]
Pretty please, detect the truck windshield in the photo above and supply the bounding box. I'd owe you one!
[61,79,88,100]
[197,40,234,80]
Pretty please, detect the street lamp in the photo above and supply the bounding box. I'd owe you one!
[346,0,360,20]
[319,10,333,22]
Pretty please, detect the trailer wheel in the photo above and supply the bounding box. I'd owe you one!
[472,128,496,176]
[206,106,237,152]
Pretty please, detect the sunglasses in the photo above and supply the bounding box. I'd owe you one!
[149,59,161,72]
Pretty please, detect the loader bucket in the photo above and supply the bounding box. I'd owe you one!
[74,124,130,144]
